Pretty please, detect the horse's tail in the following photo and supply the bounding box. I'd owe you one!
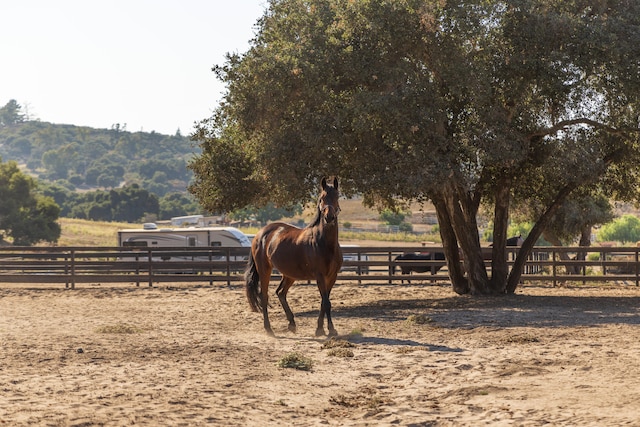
[245,252,262,312]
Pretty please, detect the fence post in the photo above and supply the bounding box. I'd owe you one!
[635,246,639,286]
[226,247,231,287]
[64,253,70,289]
[355,250,361,285]
[209,249,214,287]
[135,253,140,287]
[70,250,76,289]
[552,248,557,287]
[147,250,153,287]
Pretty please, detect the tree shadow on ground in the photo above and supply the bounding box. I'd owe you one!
[331,293,640,329]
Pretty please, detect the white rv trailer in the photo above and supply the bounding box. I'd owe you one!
[117,224,251,261]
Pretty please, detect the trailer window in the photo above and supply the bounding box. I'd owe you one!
[187,236,197,247]
[211,242,221,247]
[123,241,147,247]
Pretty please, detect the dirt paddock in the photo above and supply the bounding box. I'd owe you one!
[1,280,640,426]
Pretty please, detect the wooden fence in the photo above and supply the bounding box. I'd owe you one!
[0,245,638,288]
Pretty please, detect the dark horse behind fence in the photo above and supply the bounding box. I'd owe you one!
[390,236,523,283]
[390,251,446,282]
[245,177,343,337]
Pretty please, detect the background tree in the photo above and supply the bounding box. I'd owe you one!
[597,215,640,245]
[190,0,640,295]
[0,159,60,245]
[9,196,61,245]
[159,192,202,220]
[0,100,25,127]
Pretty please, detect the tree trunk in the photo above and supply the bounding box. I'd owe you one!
[506,185,576,293]
[432,194,469,294]
[436,185,494,295]
[489,177,511,292]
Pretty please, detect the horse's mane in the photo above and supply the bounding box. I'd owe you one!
[307,204,322,228]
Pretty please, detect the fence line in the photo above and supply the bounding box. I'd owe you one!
[0,246,638,288]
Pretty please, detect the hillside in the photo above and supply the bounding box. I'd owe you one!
[0,120,196,196]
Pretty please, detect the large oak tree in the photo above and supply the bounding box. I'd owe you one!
[190,0,640,295]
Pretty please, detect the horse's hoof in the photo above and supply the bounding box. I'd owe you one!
[265,328,276,337]
[315,328,326,337]
[327,329,338,338]
[288,324,297,333]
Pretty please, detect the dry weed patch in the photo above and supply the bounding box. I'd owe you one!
[406,313,433,325]
[277,352,313,371]
[326,348,355,358]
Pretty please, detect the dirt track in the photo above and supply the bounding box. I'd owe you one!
[1,280,640,426]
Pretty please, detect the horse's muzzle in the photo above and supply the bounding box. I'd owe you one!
[323,206,339,224]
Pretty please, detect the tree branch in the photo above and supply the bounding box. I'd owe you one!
[527,118,636,140]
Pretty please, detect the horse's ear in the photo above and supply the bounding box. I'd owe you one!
[332,177,338,190]
[321,177,327,190]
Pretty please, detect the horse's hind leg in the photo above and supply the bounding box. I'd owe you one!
[261,281,275,336]
[276,277,296,333]
[257,265,275,336]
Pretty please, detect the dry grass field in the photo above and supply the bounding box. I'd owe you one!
[57,218,139,247]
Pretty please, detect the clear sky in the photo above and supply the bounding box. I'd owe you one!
[0,0,267,135]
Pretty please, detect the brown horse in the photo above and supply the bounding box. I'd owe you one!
[245,177,343,337]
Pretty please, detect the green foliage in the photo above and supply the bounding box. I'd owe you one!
[0,100,25,127]
[0,113,197,197]
[0,159,60,245]
[159,192,202,220]
[190,0,640,294]
[379,209,405,226]
[398,222,413,233]
[483,221,550,246]
[47,184,159,223]
[597,215,640,244]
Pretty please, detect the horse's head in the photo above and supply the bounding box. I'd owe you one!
[318,177,341,225]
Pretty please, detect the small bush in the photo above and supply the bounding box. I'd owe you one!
[277,353,313,371]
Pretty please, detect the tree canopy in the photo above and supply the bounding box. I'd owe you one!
[190,0,640,295]
[0,159,61,245]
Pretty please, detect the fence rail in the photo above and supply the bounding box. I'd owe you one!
[0,246,638,288]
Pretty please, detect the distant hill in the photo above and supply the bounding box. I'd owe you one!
[0,121,198,196]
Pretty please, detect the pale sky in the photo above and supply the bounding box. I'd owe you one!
[0,0,267,135]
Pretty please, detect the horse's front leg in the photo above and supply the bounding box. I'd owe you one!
[316,276,338,337]
[276,277,296,333]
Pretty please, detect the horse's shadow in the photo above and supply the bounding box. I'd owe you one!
[275,332,463,353]
[347,335,463,352]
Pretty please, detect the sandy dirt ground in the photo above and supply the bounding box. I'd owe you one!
[2,279,640,426]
